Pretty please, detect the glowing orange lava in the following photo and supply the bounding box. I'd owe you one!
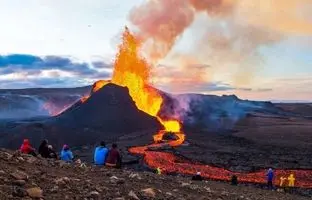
[129,145,312,188]
[86,27,184,143]
[80,95,90,103]
[92,80,110,93]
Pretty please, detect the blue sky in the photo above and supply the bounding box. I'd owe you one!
[0,0,311,101]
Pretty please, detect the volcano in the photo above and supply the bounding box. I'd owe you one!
[0,83,161,149]
[54,83,161,133]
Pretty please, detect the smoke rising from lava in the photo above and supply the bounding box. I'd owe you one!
[129,0,312,87]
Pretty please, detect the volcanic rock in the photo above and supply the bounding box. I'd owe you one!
[13,180,26,186]
[141,188,156,198]
[128,190,140,200]
[0,148,309,200]
[26,187,43,198]
[10,170,29,181]
[13,186,27,197]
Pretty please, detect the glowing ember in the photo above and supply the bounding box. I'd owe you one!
[80,95,90,103]
[92,80,110,93]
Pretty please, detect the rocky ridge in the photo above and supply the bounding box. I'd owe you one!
[0,148,308,200]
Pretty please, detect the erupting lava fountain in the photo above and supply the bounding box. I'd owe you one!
[81,27,185,146]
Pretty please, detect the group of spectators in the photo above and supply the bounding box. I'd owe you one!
[19,139,121,167]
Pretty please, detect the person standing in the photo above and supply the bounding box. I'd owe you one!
[266,168,274,190]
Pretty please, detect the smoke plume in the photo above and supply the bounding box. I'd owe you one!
[129,0,312,87]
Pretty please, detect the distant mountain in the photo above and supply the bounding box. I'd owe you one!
[0,86,91,119]
[0,83,304,149]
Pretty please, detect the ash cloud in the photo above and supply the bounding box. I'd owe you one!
[129,0,312,88]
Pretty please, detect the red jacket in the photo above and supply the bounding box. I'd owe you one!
[20,139,34,154]
[106,148,121,165]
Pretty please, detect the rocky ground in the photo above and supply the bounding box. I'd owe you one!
[0,149,309,200]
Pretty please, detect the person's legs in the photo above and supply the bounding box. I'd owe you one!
[268,181,273,190]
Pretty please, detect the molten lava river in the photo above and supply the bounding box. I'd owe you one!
[85,27,312,188]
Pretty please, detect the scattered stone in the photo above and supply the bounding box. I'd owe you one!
[10,171,29,180]
[16,157,25,162]
[128,190,140,200]
[13,180,26,186]
[141,188,156,198]
[181,182,190,187]
[26,187,43,198]
[12,186,27,197]
[129,173,142,180]
[0,170,6,175]
[88,191,100,199]
[55,177,70,185]
[204,187,212,193]
[109,176,125,184]
[0,151,12,161]
[50,185,59,193]
[26,156,37,164]
[165,192,173,196]
[221,191,229,196]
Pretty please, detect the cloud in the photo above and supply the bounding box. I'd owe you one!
[0,54,112,88]
[91,61,113,69]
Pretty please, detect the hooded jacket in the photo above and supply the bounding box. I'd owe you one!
[20,139,34,154]
[94,146,109,165]
[60,145,74,162]
[267,169,274,181]
[38,140,50,158]
[105,148,121,165]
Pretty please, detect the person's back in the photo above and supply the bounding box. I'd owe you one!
[105,144,121,167]
[20,139,35,155]
[60,145,73,162]
[267,169,274,181]
[38,139,50,158]
[48,145,58,159]
[94,141,108,165]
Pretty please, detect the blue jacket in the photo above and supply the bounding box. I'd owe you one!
[267,170,274,181]
[61,149,74,162]
[94,146,109,165]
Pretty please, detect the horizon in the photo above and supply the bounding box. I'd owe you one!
[0,82,311,103]
[0,1,311,101]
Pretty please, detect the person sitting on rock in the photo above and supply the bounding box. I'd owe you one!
[60,144,74,162]
[20,139,37,156]
[192,172,203,181]
[105,143,121,168]
[48,145,58,159]
[94,141,109,166]
[38,139,50,158]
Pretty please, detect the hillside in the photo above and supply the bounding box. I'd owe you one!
[0,148,308,200]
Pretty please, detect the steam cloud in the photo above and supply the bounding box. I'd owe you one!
[129,0,312,87]
[129,0,311,128]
